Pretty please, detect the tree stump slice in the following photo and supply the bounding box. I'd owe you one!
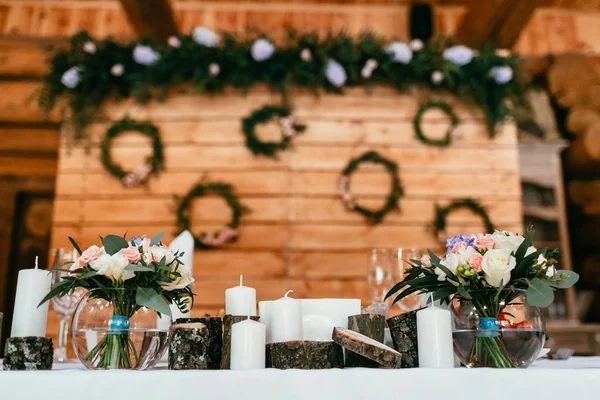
[266,341,344,369]
[332,327,401,369]
[174,317,222,370]
[3,336,53,371]
[345,314,385,368]
[220,315,260,369]
[387,311,419,368]
[168,322,210,370]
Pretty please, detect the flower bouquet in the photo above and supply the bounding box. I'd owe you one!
[386,229,579,368]
[41,232,194,369]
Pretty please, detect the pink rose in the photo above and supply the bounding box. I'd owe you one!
[120,247,141,264]
[451,241,467,254]
[474,234,495,250]
[76,245,103,268]
[468,254,483,272]
[420,255,432,268]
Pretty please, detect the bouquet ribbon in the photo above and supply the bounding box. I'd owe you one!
[477,317,500,337]
[109,315,130,334]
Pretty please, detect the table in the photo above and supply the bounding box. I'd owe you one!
[1,358,600,400]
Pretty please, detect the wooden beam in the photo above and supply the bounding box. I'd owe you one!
[0,37,66,78]
[456,0,543,49]
[119,0,179,42]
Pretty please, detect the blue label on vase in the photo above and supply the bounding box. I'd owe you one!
[476,317,500,337]
[109,315,130,334]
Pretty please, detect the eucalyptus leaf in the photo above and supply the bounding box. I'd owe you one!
[527,278,554,307]
[150,232,165,246]
[102,235,129,255]
[136,287,171,316]
[125,264,154,272]
[549,270,580,289]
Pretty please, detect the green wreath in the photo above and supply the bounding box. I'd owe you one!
[242,105,306,158]
[101,117,164,187]
[338,151,403,225]
[176,182,250,250]
[434,199,495,241]
[413,101,460,147]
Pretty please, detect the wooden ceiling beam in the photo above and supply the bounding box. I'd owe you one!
[119,0,179,42]
[456,0,543,49]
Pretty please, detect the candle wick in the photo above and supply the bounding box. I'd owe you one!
[35,256,39,269]
[284,289,293,298]
[239,275,243,286]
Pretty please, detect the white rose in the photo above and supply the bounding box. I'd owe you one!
[160,263,195,291]
[482,249,516,287]
[89,253,134,282]
[525,246,537,257]
[149,246,175,265]
[491,231,524,253]
[436,253,463,281]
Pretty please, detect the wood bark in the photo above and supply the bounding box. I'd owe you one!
[345,314,385,368]
[387,311,419,368]
[168,323,210,370]
[266,341,344,369]
[220,315,260,369]
[174,317,222,369]
[332,327,402,369]
[3,337,53,371]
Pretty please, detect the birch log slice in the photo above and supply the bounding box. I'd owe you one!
[266,341,344,369]
[221,315,260,369]
[332,327,402,369]
[346,314,385,368]
[168,322,210,370]
[174,317,222,369]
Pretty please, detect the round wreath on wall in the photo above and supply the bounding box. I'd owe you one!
[101,117,165,188]
[242,104,306,158]
[176,182,250,250]
[434,199,496,242]
[338,151,403,225]
[413,101,460,147]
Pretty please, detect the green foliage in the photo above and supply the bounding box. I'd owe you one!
[413,101,460,147]
[102,234,129,255]
[527,278,554,307]
[38,31,526,142]
[434,199,495,237]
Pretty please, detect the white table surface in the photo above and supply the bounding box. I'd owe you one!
[1,357,599,400]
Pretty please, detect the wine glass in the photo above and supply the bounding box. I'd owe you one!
[389,248,423,313]
[366,249,394,317]
[50,248,86,362]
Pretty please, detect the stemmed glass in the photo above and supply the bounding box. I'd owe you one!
[366,249,394,317]
[389,248,423,312]
[50,248,86,362]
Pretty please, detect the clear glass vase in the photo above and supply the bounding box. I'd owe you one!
[70,290,170,370]
[451,292,545,368]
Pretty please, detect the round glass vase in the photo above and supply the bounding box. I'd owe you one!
[451,292,545,368]
[70,290,170,370]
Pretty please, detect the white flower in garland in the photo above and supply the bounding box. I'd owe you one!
[110,64,124,77]
[192,26,219,47]
[443,45,475,66]
[325,59,347,87]
[385,41,413,64]
[83,41,96,54]
[251,38,275,61]
[209,63,220,77]
[409,39,424,52]
[489,66,513,84]
[61,66,83,89]
[431,70,444,85]
[361,59,378,79]
[496,48,511,58]
[133,45,160,65]
[300,48,312,62]
[168,36,181,48]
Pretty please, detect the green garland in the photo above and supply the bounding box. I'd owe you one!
[338,151,403,224]
[413,101,460,147]
[434,199,495,240]
[100,117,164,185]
[242,104,306,158]
[176,182,250,250]
[38,31,525,142]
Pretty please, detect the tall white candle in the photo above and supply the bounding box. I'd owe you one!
[230,317,266,370]
[258,301,273,343]
[270,290,303,343]
[417,305,455,368]
[225,275,257,316]
[10,257,52,337]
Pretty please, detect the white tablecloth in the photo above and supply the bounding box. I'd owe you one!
[1,358,600,400]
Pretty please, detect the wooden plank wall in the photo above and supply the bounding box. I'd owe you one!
[49,88,522,314]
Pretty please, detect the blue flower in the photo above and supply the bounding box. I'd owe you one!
[192,27,219,47]
[385,42,413,64]
[133,45,160,65]
[489,66,513,84]
[61,66,82,89]
[325,59,347,88]
[445,234,475,254]
[251,38,275,62]
[443,45,474,66]
[131,235,147,246]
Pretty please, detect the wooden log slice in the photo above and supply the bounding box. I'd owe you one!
[266,341,344,369]
[168,322,209,370]
[174,317,222,369]
[220,315,260,370]
[345,314,385,368]
[3,337,53,371]
[332,327,401,369]
[387,310,419,368]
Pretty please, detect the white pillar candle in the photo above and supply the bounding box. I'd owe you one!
[258,301,273,343]
[230,317,266,370]
[10,257,52,337]
[270,290,303,343]
[417,305,455,368]
[225,275,257,316]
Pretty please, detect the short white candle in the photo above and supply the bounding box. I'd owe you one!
[10,256,52,337]
[258,301,273,343]
[230,317,266,370]
[225,275,257,316]
[270,290,303,343]
[417,304,455,368]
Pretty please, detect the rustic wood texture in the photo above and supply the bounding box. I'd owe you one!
[266,341,344,369]
[345,313,385,368]
[47,88,523,320]
[119,0,178,41]
[332,327,402,368]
